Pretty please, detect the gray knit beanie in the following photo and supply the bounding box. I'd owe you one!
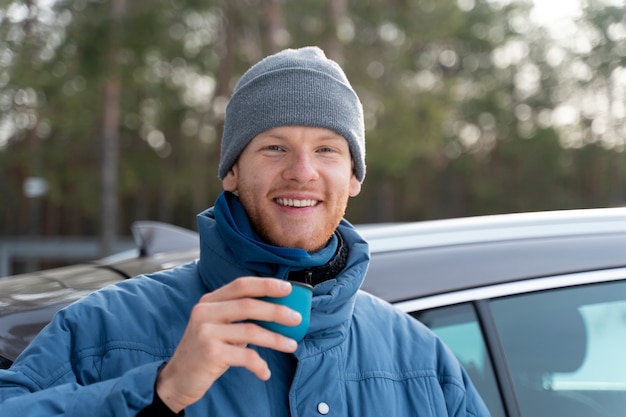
[218,46,366,182]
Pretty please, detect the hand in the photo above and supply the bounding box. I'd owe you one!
[155,277,301,413]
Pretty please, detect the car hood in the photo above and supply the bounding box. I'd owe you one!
[0,247,200,362]
[0,264,126,362]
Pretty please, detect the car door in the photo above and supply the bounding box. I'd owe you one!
[410,274,626,417]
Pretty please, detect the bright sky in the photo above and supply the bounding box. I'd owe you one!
[532,0,626,25]
[530,0,583,25]
[528,0,585,43]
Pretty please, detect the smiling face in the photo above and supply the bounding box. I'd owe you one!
[222,126,362,252]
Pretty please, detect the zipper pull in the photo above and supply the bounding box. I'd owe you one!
[304,270,313,285]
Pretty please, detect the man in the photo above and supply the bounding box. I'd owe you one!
[0,47,490,416]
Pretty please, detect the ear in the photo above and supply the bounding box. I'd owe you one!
[349,174,361,197]
[222,164,239,192]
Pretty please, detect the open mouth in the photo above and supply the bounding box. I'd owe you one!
[275,198,320,208]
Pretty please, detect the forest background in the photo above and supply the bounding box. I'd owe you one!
[3,0,626,270]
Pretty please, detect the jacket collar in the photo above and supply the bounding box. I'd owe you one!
[196,201,370,351]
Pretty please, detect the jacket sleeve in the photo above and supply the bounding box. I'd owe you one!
[457,367,492,417]
[439,349,492,417]
[0,296,167,417]
[0,354,163,417]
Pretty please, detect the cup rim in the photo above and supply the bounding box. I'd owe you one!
[288,281,313,290]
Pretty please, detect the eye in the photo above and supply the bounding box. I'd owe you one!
[264,145,284,152]
[317,146,339,154]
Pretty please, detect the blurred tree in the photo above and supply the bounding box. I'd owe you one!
[99,0,125,256]
[1,0,626,263]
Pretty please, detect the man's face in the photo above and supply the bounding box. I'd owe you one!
[222,126,361,252]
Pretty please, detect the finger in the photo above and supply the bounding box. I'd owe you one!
[155,338,274,410]
[200,277,292,303]
[180,333,273,380]
[233,347,273,381]
[165,321,295,388]
[218,321,299,353]
[187,322,297,379]
[193,297,302,327]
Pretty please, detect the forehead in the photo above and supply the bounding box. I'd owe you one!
[252,126,347,143]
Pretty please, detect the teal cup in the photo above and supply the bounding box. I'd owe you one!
[255,281,313,342]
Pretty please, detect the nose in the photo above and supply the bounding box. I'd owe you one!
[282,150,319,184]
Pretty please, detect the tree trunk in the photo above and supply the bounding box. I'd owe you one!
[262,0,287,53]
[99,0,125,256]
[326,0,348,66]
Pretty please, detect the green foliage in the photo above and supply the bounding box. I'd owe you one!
[2,0,626,243]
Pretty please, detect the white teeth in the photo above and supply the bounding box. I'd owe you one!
[276,198,318,207]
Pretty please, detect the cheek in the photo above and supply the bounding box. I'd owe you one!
[222,164,263,192]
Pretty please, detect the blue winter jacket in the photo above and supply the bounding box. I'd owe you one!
[0,207,490,417]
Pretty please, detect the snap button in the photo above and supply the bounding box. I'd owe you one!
[317,402,330,415]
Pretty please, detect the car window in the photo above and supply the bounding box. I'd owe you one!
[412,304,506,417]
[490,281,626,417]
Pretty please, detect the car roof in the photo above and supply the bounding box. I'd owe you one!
[359,207,626,302]
[4,207,626,308]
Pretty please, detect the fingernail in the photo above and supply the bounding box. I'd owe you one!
[290,310,302,322]
[286,338,298,349]
[280,281,291,291]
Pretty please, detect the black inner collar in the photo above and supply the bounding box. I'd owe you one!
[287,232,348,286]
